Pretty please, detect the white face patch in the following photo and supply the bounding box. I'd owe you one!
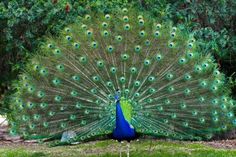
[130,124,134,129]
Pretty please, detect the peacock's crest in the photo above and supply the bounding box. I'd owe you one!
[9,8,235,144]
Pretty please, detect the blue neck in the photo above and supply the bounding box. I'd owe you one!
[116,100,126,128]
[112,100,136,141]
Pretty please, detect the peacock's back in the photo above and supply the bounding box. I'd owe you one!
[9,8,235,143]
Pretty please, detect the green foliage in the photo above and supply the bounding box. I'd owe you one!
[0,0,86,81]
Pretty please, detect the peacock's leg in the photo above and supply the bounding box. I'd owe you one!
[148,139,153,153]
[127,142,130,157]
[119,141,123,157]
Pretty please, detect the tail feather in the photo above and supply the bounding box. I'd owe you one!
[9,8,235,143]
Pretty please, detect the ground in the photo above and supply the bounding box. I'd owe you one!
[1,139,236,157]
[1,121,236,157]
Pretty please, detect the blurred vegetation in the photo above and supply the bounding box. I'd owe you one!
[0,0,236,113]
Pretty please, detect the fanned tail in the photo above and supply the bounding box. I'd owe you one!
[8,8,236,144]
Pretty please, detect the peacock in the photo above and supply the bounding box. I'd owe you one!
[8,8,236,155]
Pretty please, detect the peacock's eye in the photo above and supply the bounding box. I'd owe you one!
[134,45,141,52]
[105,14,111,20]
[66,36,72,41]
[144,59,151,66]
[166,73,174,80]
[56,64,64,71]
[138,15,143,20]
[92,76,100,82]
[102,22,108,28]
[103,30,109,37]
[54,49,61,55]
[139,19,144,26]
[107,45,114,52]
[179,57,186,64]
[124,24,130,30]
[122,8,128,13]
[106,81,113,87]
[86,30,93,36]
[169,42,174,48]
[172,27,177,32]
[47,44,53,48]
[139,30,145,37]
[65,27,71,32]
[110,67,117,73]
[96,60,104,68]
[121,54,129,61]
[148,76,155,82]
[124,89,129,94]
[194,65,202,73]
[85,14,91,20]
[171,32,175,38]
[214,70,220,76]
[145,40,150,46]
[156,24,162,29]
[81,24,87,29]
[123,16,129,22]
[91,41,98,48]
[119,76,126,83]
[134,81,140,87]
[189,38,195,43]
[154,31,160,37]
[74,42,80,48]
[202,63,209,68]
[116,35,122,42]
[130,67,137,73]
[188,43,193,48]
[79,56,87,64]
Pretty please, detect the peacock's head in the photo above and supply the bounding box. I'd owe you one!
[114,89,121,102]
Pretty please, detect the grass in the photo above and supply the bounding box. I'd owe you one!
[0,139,236,157]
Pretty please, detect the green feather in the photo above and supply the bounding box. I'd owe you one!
[120,98,132,123]
[8,8,235,144]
